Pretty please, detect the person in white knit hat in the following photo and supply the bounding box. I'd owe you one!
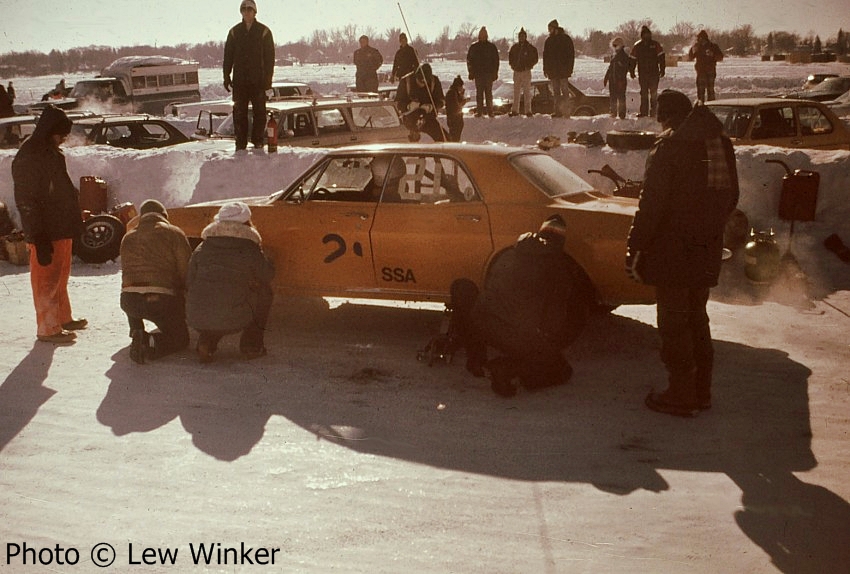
[186,201,275,362]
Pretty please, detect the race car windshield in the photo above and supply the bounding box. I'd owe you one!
[510,153,594,198]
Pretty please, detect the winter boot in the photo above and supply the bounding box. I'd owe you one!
[488,356,517,398]
[129,329,149,365]
[645,368,699,417]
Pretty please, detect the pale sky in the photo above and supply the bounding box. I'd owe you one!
[1,0,847,53]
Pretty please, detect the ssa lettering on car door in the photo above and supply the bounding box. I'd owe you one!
[370,155,493,297]
[278,156,378,295]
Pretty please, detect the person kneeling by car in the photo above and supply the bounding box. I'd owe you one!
[120,199,193,364]
[462,215,576,397]
[186,201,274,363]
[396,63,447,142]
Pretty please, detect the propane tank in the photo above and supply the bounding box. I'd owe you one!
[743,228,781,284]
[266,112,278,153]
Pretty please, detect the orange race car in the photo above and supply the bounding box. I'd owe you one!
[167,143,655,334]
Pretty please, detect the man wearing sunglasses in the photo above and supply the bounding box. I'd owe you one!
[223,0,276,151]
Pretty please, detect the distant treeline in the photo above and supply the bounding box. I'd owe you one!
[1,21,848,77]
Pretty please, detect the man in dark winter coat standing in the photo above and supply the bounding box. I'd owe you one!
[508,28,538,116]
[187,201,275,362]
[391,33,418,83]
[467,215,577,397]
[12,105,86,344]
[542,19,575,117]
[396,63,447,142]
[466,27,500,117]
[223,0,275,151]
[626,90,739,417]
[444,76,467,142]
[120,200,193,364]
[688,30,724,102]
[353,35,384,93]
[629,25,666,117]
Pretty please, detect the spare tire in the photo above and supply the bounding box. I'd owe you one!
[606,130,659,150]
[74,214,125,264]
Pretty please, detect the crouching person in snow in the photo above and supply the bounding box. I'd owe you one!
[119,200,193,364]
[12,104,87,345]
[464,215,577,397]
[187,201,274,363]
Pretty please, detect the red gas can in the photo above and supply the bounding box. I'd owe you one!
[767,160,819,222]
[79,176,108,214]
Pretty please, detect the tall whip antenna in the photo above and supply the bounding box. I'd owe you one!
[396,2,447,140]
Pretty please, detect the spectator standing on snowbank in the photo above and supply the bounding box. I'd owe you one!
[119,200,193,364]
[688,30,724,102]
[0,85,14,118]
[542,19,575,118]
[223,0,275,151]
[353,35,384,93]
[391,33,418,83]
[6,81,15,102]
[187,202,275,363]
[626,90,739,417]
[629,25,665,117]
[466,27,500,117]
[604,36,630,119]
[12,105,87,344]
[508,28,538,117]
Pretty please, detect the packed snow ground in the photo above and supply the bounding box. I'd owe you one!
[2,56,850,574]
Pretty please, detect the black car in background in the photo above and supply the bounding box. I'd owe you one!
[776,76,850,102]
[67,115,190,149]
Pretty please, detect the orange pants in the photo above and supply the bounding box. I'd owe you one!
[28,239,74,337]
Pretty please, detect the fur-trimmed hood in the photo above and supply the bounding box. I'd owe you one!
[201,220,262,245]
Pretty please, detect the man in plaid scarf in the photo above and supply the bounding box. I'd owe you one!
[626,90,739,417]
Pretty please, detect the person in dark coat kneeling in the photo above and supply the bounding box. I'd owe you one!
[467,215,578,397]
[187,201,275,362]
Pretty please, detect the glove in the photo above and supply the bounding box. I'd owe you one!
[468,73,475,81]
[630,72,636,79]
[35,240,53,267]
[659,70,665,78]
[223,77,232,92]
[420,104,433,113]
[407,101,420,112]
[625,249,643,283]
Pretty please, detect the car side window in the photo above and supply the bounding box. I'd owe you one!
[752,107,796,139]
[287,112,314,137]
[315,108,350,135]
[387,156,479,205]
[106,125,132,145]
[798,106,834,136]
[350,104,401,129]
[140,122,169,141]
[307,156,376,202]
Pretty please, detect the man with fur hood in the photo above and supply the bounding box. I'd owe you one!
[187,201,274,362]
[120,199,193,364]
[12,104,86,344]
[628,25,666,117]
[626,90,739,416]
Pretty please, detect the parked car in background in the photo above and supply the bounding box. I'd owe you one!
[823,88,850,117]
[1,111,99,148]
[347,84,398,101]
[465,79,609,117]
[200,97,409,148]
[166,81,311,117]
[801,73,838,90]
[165,143,656,341]
[775,76,850,102]
[705,97,850,150]
[67,114,190,149]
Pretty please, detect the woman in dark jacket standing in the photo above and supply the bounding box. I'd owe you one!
[187,201,275,362]
[12,104,86,344]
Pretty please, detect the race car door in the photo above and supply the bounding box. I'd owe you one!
[274,155,378,296]
[369,154,493,298]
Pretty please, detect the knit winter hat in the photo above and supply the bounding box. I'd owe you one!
[42,104,72,136]
[214,201,252,224]
[240,0,257,12]
[656,89,693,126]
[518,28,527,38]
[548,19,559,29]
[640,25,652,37]
[538,214,567,240]
[451,75,464,89]
[611,36,625,48]
[139,199,167,218]
[697,30,708,40]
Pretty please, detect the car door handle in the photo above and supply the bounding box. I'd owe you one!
[456,214,481,222]
[791,139,802,145]
[345,212,369,220]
